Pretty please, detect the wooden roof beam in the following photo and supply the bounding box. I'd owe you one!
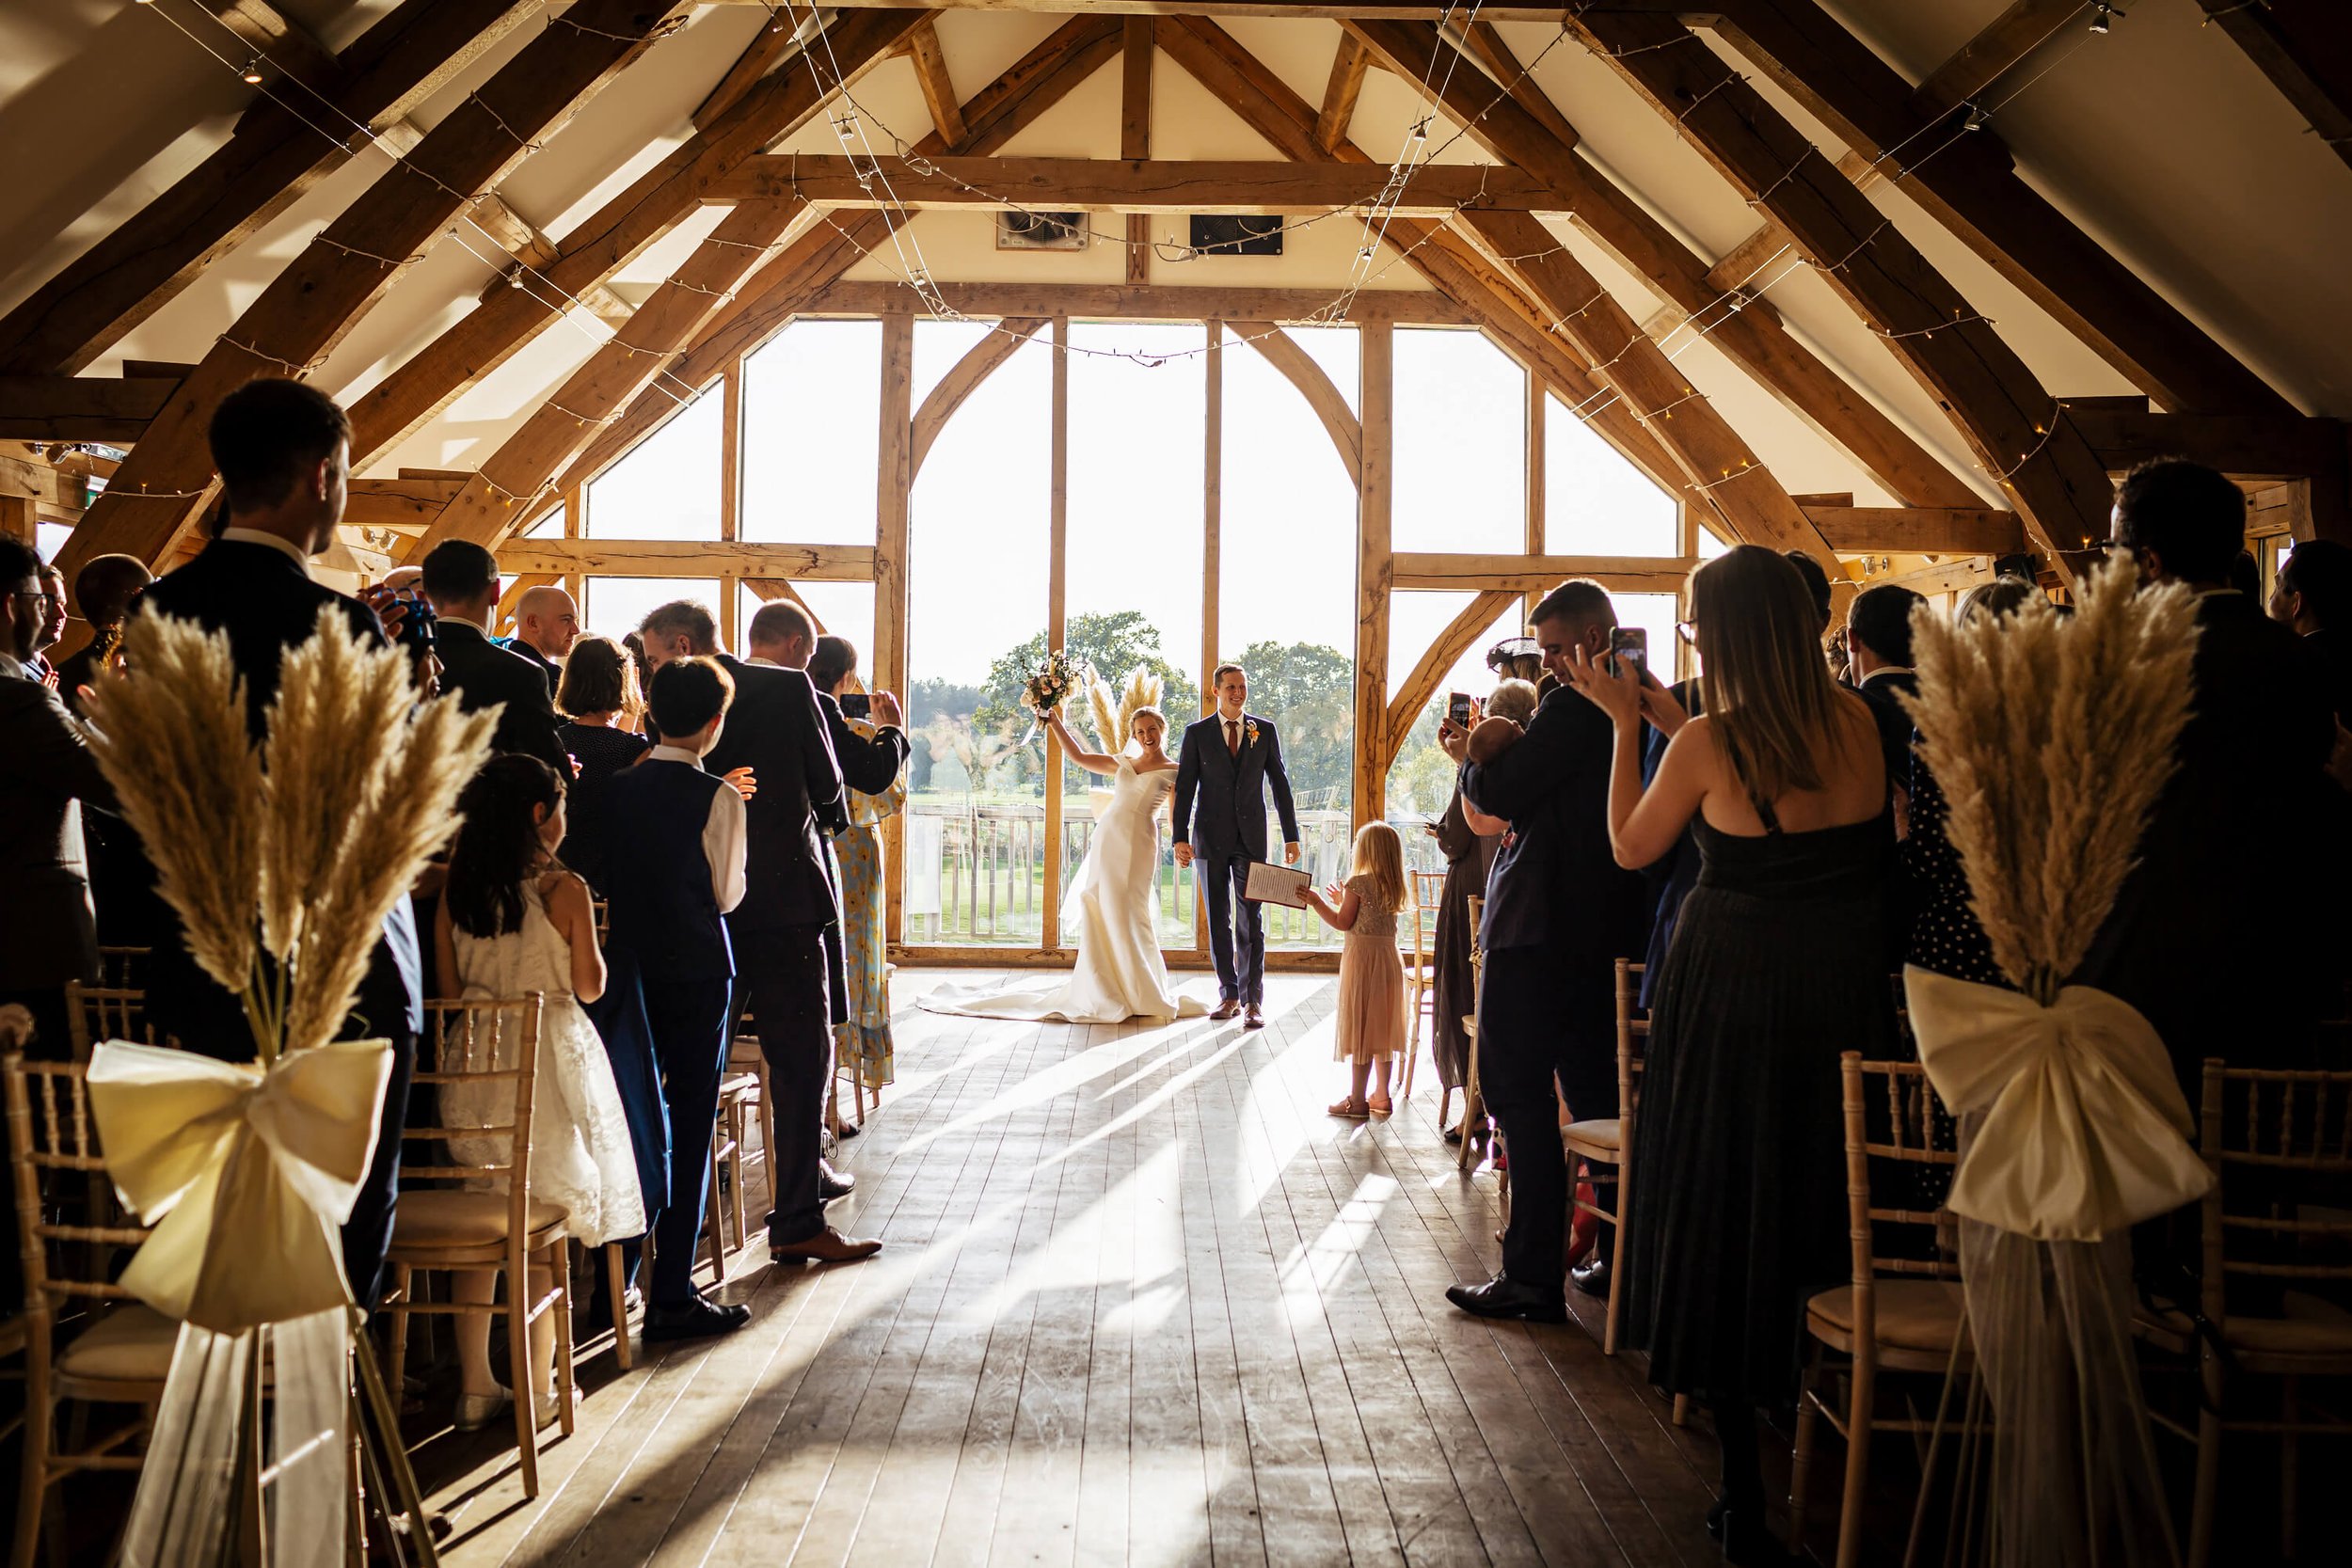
[57,0,688,578]
[0,377,179,443]
[908,20,969,146]
[343,5,932,468]
[803,280,1476,323]
[1315,36,1372,154]
[1911,0,2084,119]
[1150,11,1684,497]
[0,0,535,375]
[1565,7,2116,572]
[548,16,1125,508]
[1346,17,1984,513]
[2196,0,2352,177]
[1121,15,1152,284]
[704,154,1561,211]
[1712,0,2292,415]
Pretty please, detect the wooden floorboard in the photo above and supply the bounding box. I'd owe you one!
[417,970,1801,1567]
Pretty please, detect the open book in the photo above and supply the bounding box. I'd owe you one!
[1243,862,1311,909]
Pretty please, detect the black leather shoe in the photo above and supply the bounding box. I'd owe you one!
[1571,1257,1612,1300]
[1718,1509,1791,1564]
[819,1161,855,1203]
[835,1119,862,1139]
[642,1292,750,1342]
[1706,1493,1732,1540]
[1444,1273,1568,1323]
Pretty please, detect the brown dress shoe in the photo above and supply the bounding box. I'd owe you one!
[1210,998,1241,1021]
[769,1225,882,1263]
[1243,1004,1264,1029]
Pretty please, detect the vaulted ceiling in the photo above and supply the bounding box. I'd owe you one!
[5,0,2347,580]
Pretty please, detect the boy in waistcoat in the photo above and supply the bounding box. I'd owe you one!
[596,657,750,1341]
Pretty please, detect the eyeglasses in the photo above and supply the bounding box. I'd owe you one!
[1674,619,1699,645]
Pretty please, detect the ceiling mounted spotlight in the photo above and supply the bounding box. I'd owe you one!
[241,57,263,83]
[1964,105,1988,131]
[2090,2,2122,35]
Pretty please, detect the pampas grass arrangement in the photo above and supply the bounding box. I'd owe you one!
[1903,554,2199,1003]
[84,606,496,1060]
[1084,666,1167,754]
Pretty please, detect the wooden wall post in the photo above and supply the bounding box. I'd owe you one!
[876,311,914,947]
[1042,316,1071,952]
[1524,372,1546,625]
[0,495,34,546]
[1199,320,1223,953]
[1354,321,1393,833]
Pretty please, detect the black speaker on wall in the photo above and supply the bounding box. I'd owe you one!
[1187,214,1283,257]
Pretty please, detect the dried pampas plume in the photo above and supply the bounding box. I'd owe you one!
[282,640,495,1054]
[1903,556,2198,1003]
[1087,677,1122,755]
[82,613,264,997]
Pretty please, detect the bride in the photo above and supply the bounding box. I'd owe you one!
[922,700,1209,1023]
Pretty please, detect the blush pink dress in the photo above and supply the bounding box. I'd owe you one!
[1332,874,1406,1064]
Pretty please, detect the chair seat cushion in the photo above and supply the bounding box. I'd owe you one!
[56,1304,179,1384]
[1806,1279,1967,1354]
[1563,1117,1621,1154]
[2137,1291,2352,1362]
[391,1189,566,1249]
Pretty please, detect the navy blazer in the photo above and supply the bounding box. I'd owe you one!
[1172,711,1300,862]
[138,539,423,1052]
[703,655,846,933]
[437,621,572,779]
[1460,684,1648,962]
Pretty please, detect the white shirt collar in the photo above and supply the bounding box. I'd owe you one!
[647,744,706,769]
[218,527,313,576]
[745,655,779,668]
[1861,665,1915,685]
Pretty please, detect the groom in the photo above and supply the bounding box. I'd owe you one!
[1173,662,1300,1027]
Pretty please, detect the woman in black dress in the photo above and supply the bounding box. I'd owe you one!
[553,635,651,895]
[1563,546,1897,1560]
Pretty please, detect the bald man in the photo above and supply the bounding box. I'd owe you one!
[510,584,579,697]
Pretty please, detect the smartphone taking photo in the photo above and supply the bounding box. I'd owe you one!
[839,692,872,720]
[1610,626,1647,678]
[1446,691,1472,729]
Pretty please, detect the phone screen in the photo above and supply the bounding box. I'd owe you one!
[839,692,872,720]
[1446,692,1472,728]
[1611,627,1647,676]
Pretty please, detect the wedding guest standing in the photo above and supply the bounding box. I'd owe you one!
[1425,781,1491,1138]
[54,552,151,713]
[24,563,66,685]
[139,377,421,1307]
[2091,459,2341,1085]
[1576,546,1896,1557]
[805,631,909,1105]
[435,755,644,1429]
[1442,581,1648,1323]
[595,656,751,1339]
[421,540,573,778]
[509,584,580,699]
[554,634,651,894]
[2268,536,2352,722]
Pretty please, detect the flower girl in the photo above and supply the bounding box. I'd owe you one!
[434,755,646,1431]
[1304,822,1409,1118]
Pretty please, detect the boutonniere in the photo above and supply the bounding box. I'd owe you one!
[1243,719,1261,748]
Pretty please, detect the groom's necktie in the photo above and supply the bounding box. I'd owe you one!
[1225,720,1239,756]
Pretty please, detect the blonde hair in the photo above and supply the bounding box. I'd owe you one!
[1691,546,1858,800]
[1129,704,1167,743]
[1350,821,1406,916]
[1486,678,1538,724]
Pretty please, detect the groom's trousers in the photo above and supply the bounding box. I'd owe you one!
[1199,851,1265,1004]
[733,921,834,1245]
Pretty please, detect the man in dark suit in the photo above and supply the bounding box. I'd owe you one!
[641,599,881,1265]
[2092,458,2342,1088]
[137,378,421,1309]
[2268,536,2352,724]
[420,541,572,778]
[1846,582,1927,960]
[1443,579,1650,1322]
[753,605,910,1164]
[1171,662,1300,1028]
[507,583,578,699]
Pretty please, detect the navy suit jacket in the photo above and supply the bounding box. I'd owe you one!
[1172,711,1300,862]
[437,621,572,779]
[703,655,846,933]
[1460,684,1647,962]
[137,539,423,1052]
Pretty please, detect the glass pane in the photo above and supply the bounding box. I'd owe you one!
[913,318,993,409]
[1394,326,1523,555]
[1545,391,1679,556]
[736,580,876,674]
[905,331,1052,946]
[585,388,720,540]
[1062,323,1207,951]
[582,577,721,644]
[1384,594,1525,866]
[741,320,882,546]
[1222,339,1358,951]
[518,505,563,539]
[1279,325,1358,415]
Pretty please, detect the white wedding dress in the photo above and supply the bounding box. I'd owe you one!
[923,758,1209,1023]
[446,881,647,1245]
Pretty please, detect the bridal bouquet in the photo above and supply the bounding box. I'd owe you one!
[1020,647,1086,716]
[78,605,494,1564]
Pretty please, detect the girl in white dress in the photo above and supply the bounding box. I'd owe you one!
[922,705,1209,1023]
[434,755,646,1432]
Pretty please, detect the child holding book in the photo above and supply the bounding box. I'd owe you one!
[1304,821,1409,1118]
